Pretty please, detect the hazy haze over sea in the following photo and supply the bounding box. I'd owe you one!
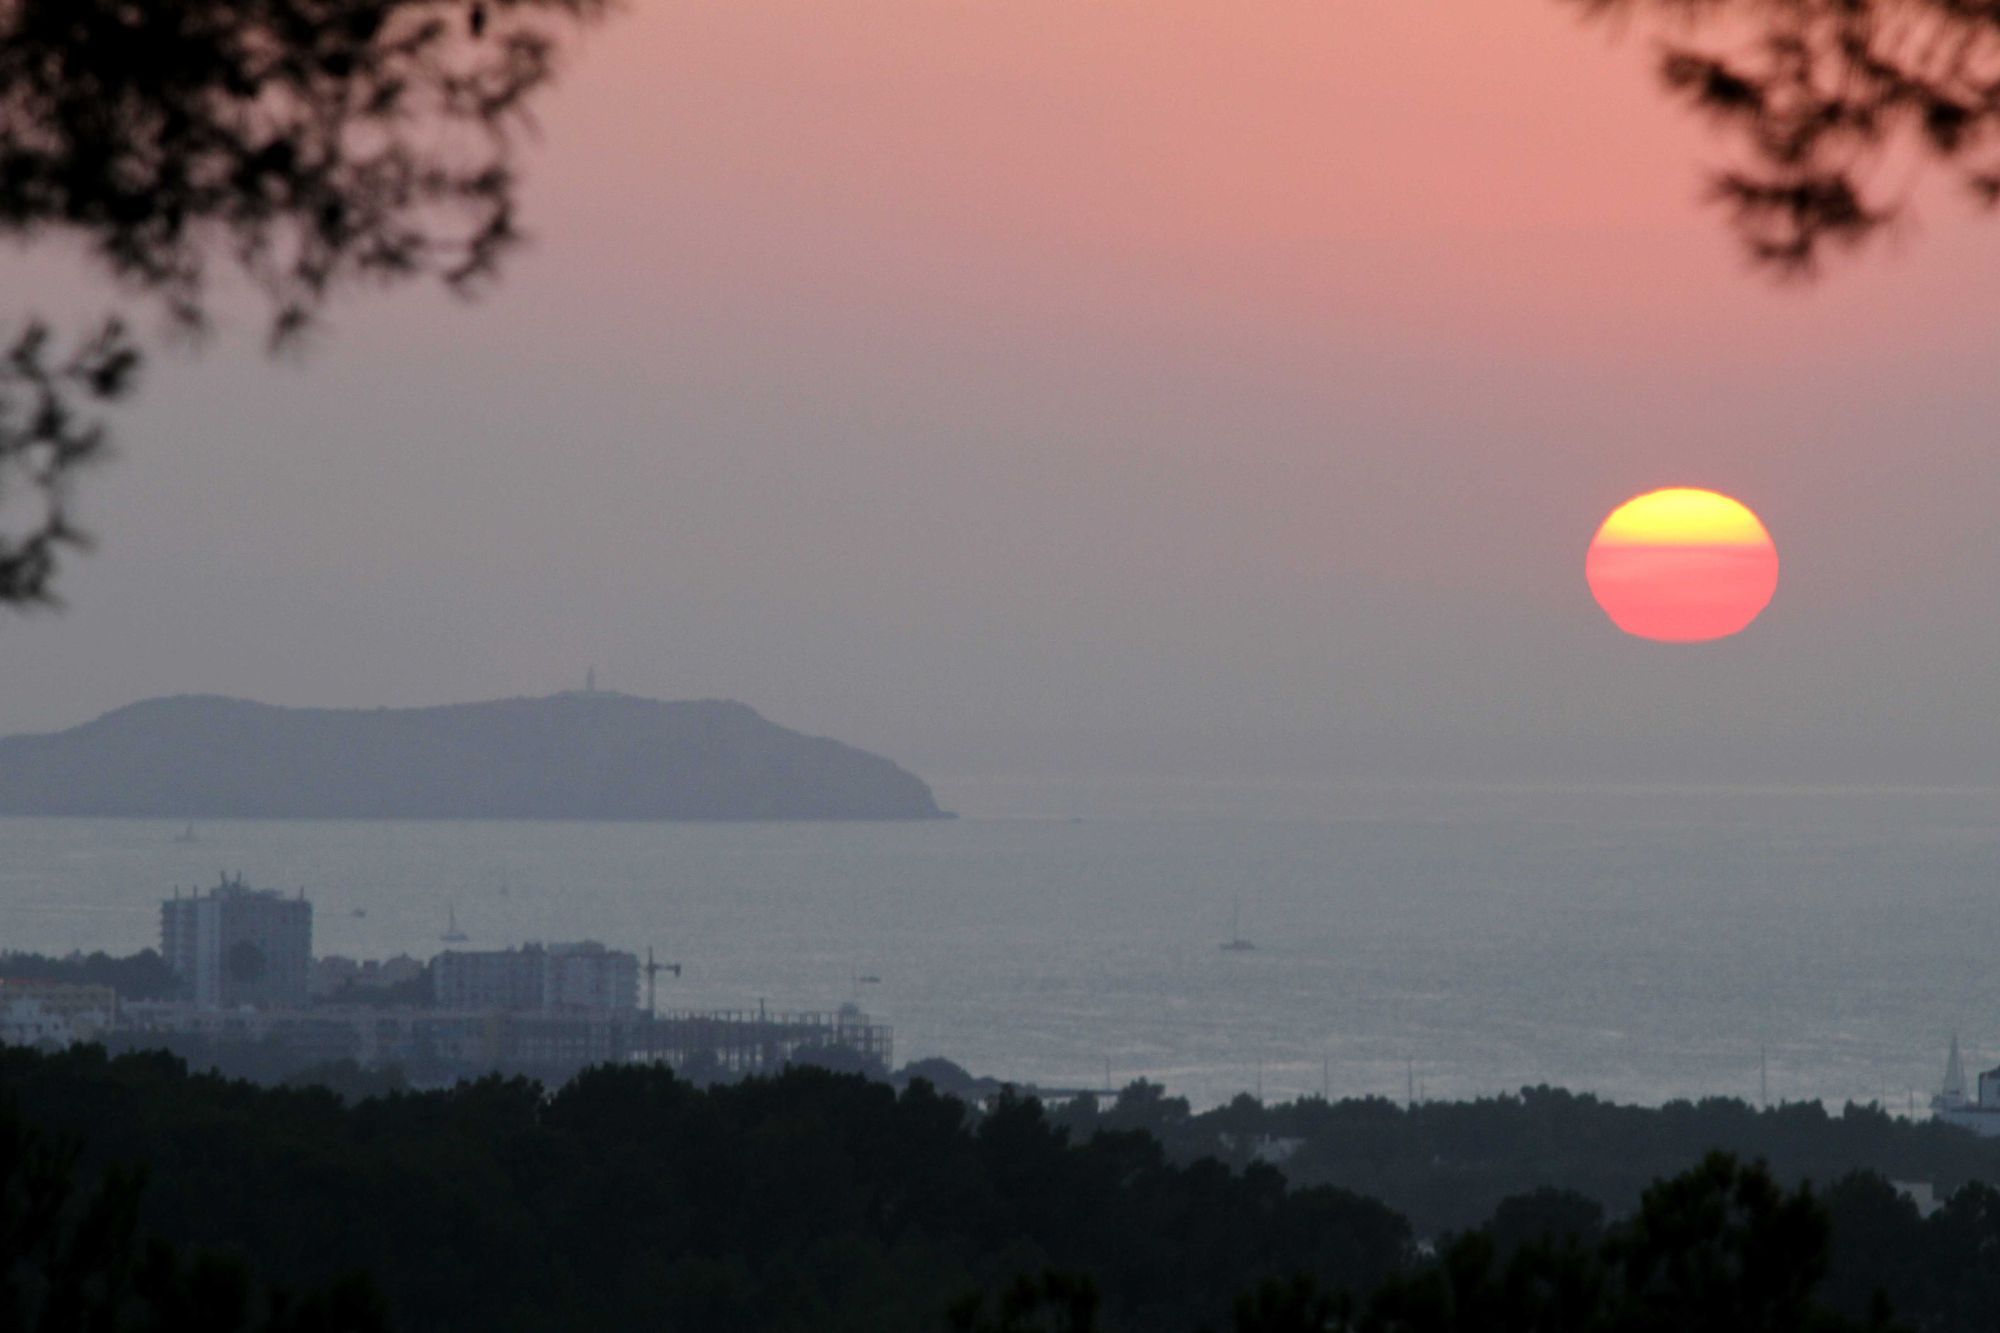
[2,777,1989,1113]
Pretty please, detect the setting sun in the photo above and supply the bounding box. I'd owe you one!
[1585,488,1779,643]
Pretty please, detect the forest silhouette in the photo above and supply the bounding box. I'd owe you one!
[14,1044,2000,1331]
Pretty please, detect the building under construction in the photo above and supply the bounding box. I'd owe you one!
[113,998,893,1088]
[629,1003,893,1077]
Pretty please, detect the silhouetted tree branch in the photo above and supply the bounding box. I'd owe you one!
[1570,0,2000,275]
[0,321,134,605]
[0,0,610,604]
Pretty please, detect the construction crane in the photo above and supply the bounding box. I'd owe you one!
[644,947,682,1017]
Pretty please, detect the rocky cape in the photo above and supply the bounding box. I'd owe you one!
[0,694,950,821]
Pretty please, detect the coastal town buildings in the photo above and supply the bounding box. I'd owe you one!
[310,953,426,997]
[0,978,116,1046]
[433,941,640,1013]
[0,884,889,1087]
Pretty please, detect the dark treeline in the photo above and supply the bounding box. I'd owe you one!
[0,946,176,999]
[0,1098,389,1332]
[1052,1081,2000,1238]
[0,1045,1410,1333]
[8,1046,2000,1331]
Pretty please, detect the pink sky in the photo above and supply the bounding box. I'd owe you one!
[3,0,1999,792]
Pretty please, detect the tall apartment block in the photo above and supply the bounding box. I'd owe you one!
[161,874,313,1008]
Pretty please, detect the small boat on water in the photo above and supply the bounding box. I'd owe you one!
[1220,903,1255,953]
[173,824,198,844]
[440,904,469,943]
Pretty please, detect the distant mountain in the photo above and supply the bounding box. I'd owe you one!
[0,694,950,821]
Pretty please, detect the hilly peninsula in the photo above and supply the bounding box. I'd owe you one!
[0,694,950,821]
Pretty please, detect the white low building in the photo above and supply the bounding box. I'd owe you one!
[1932,1034,2000,1136]
[0,980,116,1047]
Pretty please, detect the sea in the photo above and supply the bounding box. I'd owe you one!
[2,776,1995,1114]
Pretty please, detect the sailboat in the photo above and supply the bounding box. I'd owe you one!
[440,904,469,943]
[1220,902,1255,952]
[172,824,198,844]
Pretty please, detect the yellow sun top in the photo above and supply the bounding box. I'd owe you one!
[1593,487,1771,548]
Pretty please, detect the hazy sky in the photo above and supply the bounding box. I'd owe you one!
[6,0,2000,790]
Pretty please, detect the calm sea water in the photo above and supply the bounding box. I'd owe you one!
[1,777,1994,1112]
